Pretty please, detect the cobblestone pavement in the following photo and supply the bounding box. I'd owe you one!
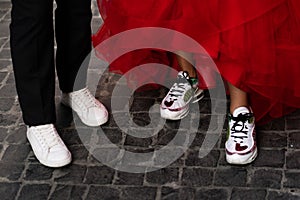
[1,1,300,200]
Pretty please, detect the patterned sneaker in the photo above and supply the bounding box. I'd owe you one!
[27,124,72,168]
[225,107,257,165]
[160,71,204,120]
[61,87,108,127]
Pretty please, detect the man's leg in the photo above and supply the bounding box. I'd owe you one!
[10,0,71,167]
[10,0,56,126]
[55,0,92,92]
[55,0,108,126]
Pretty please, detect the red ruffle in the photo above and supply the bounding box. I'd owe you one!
[92,0,300,123]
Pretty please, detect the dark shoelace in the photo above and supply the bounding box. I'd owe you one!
[167,75,191,102]
[229,113,253,143]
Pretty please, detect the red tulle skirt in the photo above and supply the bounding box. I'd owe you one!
[92,0,300,123]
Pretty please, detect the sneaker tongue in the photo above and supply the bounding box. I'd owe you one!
[232,107,250,117]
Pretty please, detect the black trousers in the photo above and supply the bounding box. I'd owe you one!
[10,0,92,126]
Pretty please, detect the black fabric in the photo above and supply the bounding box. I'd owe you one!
[10,0,92,125]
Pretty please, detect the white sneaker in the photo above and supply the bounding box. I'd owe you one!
[61,87,108,127]
[27,124,71,168]
[225,107,257,165]
[160,71,204,120]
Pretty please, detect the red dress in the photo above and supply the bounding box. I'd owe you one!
[92,0,300,123]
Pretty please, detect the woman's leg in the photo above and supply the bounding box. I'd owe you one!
[176,51,197,78]
[225,82,257,165]
[160,51,203,120]
[227,82,249,114]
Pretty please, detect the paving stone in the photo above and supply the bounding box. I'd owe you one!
[0,182,21,200]
[0,22,9,37]
[249,169,282,189]
[195,188,229,200]
[158,129,194,148]
[153,147,185,167]
[193,114,225,133]
[102,112,131,129]
[160,187,180,200]
[284,171,300,188]
[257,131,287,148]
[6,73,15,84]
[58,128,85,146]
[124,133,153,148]
[0,162,25,181]
[49,185,87,200]
[6,125,27,144]
[53,165,87,184]
[0,127,8,142]
[0,84,17,98]
[84,165,115,184]
[214,167,247,187]
[130,98,156,113]
[182,168,214,186]
[189,132,206,148]
[286,151,300,169]
[0,48,10,59]
[66,127,93,145]
[0,2,11,10]
[68,145,89,163]
[186,150,220,167]
[198,98,212,114]
[86,186,120,200]
[115,171,144,185]
[99,127,124,145]
[0,114,18,126]
[0,72,7,83]
[267,191,300,200]
[18,184,51,200]
[1,144,30,163]
[121,187,157,200]
[253,149,285,168]
[231,188,267,200]
[288,132,300,149]
[146,168,179,185]
[0,37,8,48]
[161,187,195,200]
[24,163,54,181]
[257,117,285,131]
[156,129,181,146]
[131,112,160,128]
[0,60,11,71]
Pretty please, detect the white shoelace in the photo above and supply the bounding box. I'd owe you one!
[31,125,60,150]
[71,88,98,111]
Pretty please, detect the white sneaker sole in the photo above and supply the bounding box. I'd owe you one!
[160,106,189,120]
[61,101,109,127]
[226,147,258,165]
[80,112,109,127]
[160,89,204,120]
